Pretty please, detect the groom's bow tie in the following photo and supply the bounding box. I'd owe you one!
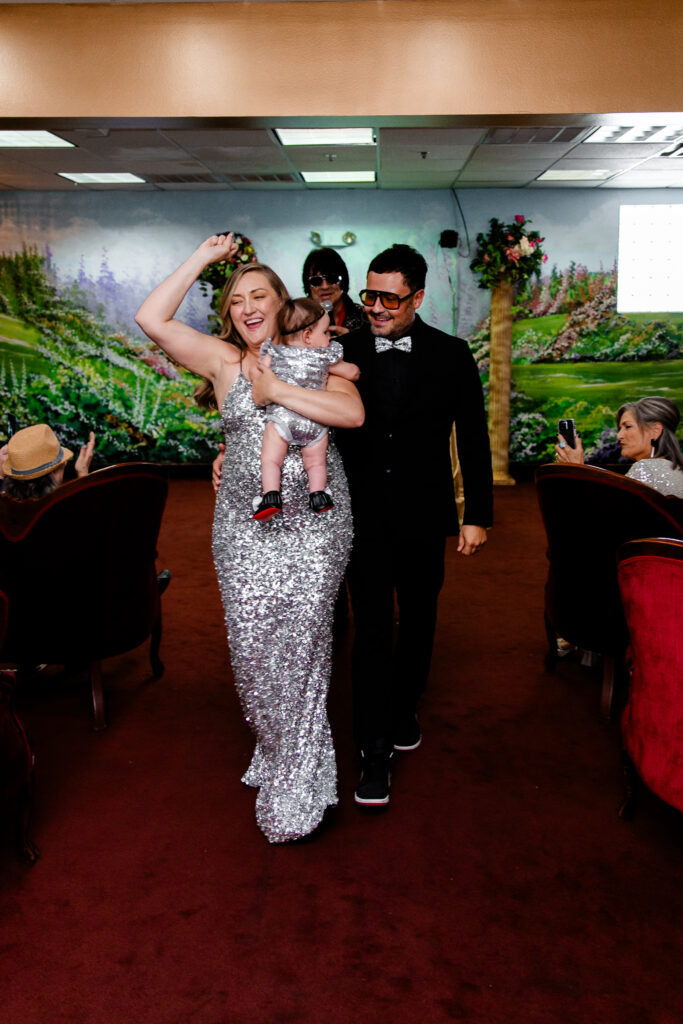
[374,336,412,354]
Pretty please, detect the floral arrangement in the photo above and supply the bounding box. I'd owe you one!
[198,233,258,316]
[470,215,547,290]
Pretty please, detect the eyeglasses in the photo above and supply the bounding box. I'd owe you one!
[308,273,342,287]
[359,288,419,310]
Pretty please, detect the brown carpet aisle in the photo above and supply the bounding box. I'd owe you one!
[2,479,682,1024]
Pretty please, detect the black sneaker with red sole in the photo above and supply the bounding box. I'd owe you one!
[253,491,282,522]
[309,490,334,514]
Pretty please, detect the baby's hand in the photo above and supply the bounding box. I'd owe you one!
[329,359,360,382]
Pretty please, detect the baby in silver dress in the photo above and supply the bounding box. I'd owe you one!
[253,297,360,521]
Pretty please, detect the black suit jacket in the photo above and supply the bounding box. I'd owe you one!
[337,315,493,537]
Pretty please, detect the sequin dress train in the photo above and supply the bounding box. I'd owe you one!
[212,374,353,843]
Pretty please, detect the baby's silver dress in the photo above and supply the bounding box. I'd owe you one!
[212,373,353,843]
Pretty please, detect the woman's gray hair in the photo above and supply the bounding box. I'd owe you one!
[617,396,683,471]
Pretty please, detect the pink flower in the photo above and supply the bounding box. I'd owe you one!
[507,234,514,241]
[483,254,491,263]
[515,215,525,224]
[542,254,548,263]
[505,246,522,263]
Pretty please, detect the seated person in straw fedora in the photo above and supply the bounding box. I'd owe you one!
[0,424,95,499]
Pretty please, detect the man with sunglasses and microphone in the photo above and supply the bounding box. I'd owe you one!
[336,243,493,809]
[302,246,366,335]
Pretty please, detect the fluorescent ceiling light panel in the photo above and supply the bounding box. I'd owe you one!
[0,130,74,148]
[537,169,613,181]
[275,128,375,147]
[302,170,376,183]
[58,172,146,184]
[585,125,683,145]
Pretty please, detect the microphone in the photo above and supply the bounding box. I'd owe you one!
[321,300,334,326]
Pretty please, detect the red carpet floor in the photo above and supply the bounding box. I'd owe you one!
[2,480,682,1024]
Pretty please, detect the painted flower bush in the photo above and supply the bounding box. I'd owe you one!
[470,215,547,289]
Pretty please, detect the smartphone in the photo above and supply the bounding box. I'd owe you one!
[558,418,577,449]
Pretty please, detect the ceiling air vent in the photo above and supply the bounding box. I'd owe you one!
[228,173,298,183]
[483,126,586,145]
[146,173,226,184]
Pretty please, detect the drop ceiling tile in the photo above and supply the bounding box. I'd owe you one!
[381,150,472,173]
[155,182,235,191]
[549,157,639,170]
[284,145,376,171]
[125,161,214,175]
[529,179,603,188]
[0,168,73,189]
[1,148,117,173]
[475,143,580,160]
[380,175,458,188]
[380,128,486,148]
[59,130,187,162]
[603,169,683,187]
[575,142,671,159]
[165,129,276,150]
[636,155,683,170]
[201,153,293,174]
[457,166,537,183]
[229,181,303,191]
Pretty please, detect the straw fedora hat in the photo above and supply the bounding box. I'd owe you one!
[4,424,73,481]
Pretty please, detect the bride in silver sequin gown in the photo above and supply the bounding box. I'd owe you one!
[135,237,360,844]
[213,373,352,842]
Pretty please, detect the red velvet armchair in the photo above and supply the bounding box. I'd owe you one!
[0,463,169,730]
[535,464,683,719]
[617,537,683,817]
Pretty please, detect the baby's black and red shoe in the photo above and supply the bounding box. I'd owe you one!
[308,490,334,514]
[252,491,282,521]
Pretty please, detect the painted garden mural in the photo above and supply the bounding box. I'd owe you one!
[1,189,681,467]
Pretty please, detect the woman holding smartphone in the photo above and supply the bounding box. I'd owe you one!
[554,396,683,498]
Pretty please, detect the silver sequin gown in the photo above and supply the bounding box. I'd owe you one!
[212,373,353,843]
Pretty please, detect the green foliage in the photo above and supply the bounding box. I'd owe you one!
[0,247,220,462]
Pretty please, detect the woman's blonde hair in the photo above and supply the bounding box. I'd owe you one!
[194,263,290,410]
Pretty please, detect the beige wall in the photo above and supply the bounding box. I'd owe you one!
[0,1,681,119]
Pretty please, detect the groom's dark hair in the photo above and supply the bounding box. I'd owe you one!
[368,244,427,293]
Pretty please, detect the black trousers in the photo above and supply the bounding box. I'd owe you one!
[346,526,447,753]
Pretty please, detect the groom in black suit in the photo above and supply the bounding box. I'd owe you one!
[336,244,493,808]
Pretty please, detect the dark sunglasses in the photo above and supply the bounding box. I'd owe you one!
[359,288,419,311]
[308,273,342,287]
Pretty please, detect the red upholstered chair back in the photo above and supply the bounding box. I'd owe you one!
[535,464,683,655]
[617,538,683,813]
[0,463,168,667]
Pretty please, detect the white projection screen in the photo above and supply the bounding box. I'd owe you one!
[617,204,683,313]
